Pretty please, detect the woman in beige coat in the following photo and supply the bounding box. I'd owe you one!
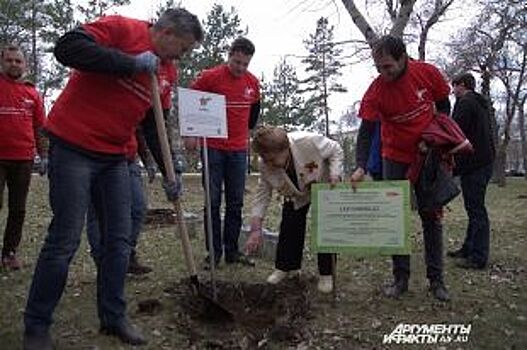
[245,126,343,293]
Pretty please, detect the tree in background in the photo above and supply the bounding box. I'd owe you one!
[77,0,130,21]
[0,0,129,99]
[261,58,314,130]
[301,17,347,136]
[153,2,247,170]
[446,0,526,186]
[333,101,361,176]
[177,3,246,87]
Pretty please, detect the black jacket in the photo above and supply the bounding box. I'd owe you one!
[452,91,495,175]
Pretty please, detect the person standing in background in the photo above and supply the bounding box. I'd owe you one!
[0,44,47,271]
[448,72,495,270]
[185,37,261,268]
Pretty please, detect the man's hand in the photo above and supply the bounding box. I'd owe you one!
[134,51,159,74]
[350,167,365,190]
[38,158,48,176]
[162,175,182,202]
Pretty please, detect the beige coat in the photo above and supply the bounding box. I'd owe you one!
[251,132,344,219]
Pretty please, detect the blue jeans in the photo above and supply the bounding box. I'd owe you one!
[460,163,493,265]
[87,160,146,263]
[202,148,247,260]
[24,141,132,335]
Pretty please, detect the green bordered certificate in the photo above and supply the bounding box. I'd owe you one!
[311,181,411,255]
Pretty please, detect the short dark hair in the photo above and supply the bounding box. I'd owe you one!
[154,8,204,43]
[1,44,24,59]
[372,35,407,61]
[452,73,476,91]
[229,37,255,56]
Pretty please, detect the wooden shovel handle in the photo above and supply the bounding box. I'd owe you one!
[150,73,198,277]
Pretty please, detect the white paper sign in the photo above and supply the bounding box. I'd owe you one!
[177,87,228,138]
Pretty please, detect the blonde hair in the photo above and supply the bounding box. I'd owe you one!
[252,126,289,154]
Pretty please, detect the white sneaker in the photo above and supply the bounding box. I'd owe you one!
[266,269,288,284]
[317,275,334,293]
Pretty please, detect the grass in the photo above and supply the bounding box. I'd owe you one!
[0,175,526,349]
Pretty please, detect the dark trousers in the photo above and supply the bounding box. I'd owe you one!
[383,159,444,282]
[460,163,493,265]
[202,148,247,260]
[25,142,131,335]
[87,160,146,264]
[0,160,33,257]
[276,201,334,275]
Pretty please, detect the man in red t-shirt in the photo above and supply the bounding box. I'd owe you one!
[0,45,47,271]
[86,62,178,275]
[351,36,452,302]
[23,10,203,350]
[185,37,261,268]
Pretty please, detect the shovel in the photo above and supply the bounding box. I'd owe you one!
[150,73,233,320]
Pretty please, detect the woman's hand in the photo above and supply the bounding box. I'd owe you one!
[245,217,264,255]
[328,175,340,189]
[245,231,263,255]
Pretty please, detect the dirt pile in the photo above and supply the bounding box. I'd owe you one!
[165,277,314,349]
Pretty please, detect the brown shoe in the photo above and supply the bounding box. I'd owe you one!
[2,252,22,270]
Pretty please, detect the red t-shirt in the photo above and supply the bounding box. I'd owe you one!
[45,15,176,155]
[190,64,260,151]
[124,63,177,159]
[359,60,450,164]
[0,74,45,160]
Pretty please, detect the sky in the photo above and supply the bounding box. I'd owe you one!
[114,0,469,124]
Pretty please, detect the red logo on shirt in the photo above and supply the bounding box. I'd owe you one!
[244,87,255,99]
[416,88,427,102]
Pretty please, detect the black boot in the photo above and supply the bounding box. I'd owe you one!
[23,332,54,350]
[447,248,468,259]
[430,280,450,302]
[382,278,408,299]
[100,318,147,345]
[128,251,152,275]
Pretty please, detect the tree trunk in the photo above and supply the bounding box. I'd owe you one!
[518,98,527,180]
[340,0,378,45]
[417,0,455,61]
[418,26,429,60]
[389,0,418,38]
[322,49,329,137]
[480,66,500,183]
[495,145,507,186]
[30,0,38,83]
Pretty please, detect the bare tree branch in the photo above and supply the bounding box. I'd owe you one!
[340,0,378,45]
[390,0,418,38]
[417,0,455,60]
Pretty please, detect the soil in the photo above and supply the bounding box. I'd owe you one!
[144,208,177,226]
[163,276,314,349]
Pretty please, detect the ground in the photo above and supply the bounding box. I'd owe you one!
[0,175,526,350]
